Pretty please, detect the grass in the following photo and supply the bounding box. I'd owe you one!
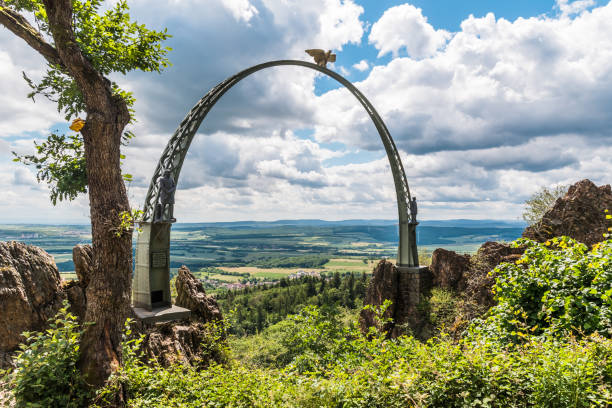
[323,258,381,273]
[251,271,294,280]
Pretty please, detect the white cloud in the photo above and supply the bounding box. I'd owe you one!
[352,59,369,71]
[313,4,612,155]
[368,4,451,58]
[0,48,63,138]
[556,0,596,17]
[314,0,364,51]
[1,1,611,223]
[256,159,329,187]
[220,0,259,23]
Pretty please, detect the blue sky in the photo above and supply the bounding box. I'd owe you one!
[313,0,577,92]
[0,0,610,223]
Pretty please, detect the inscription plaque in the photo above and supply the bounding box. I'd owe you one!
[151,251,167,268]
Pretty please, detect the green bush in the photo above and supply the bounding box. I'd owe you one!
[101,230,612,408]
[470,236,612,343]
[9,301,90,407]
[115,303,612,407]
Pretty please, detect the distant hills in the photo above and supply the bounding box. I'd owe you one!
[0,220,526,272]
[172,219,527,229]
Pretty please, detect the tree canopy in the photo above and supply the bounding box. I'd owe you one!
[3,0,171,203]
[1,0,173,391]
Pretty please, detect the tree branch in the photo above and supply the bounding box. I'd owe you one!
[0,1,63,68]
[42,0,128,125]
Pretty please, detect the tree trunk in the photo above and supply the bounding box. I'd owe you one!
[79,109,132,390]
[1,0,136,397]
[39,0,134,391]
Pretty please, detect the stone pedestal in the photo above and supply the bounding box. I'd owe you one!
[133,222,172,311]
[360,261,433,339]
[394,265,432,338]
[396,265,432,307]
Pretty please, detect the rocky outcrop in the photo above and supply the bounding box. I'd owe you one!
[65,244,93,322]
[127,265,225,368]
[359,260,432,339]
[429,249,471,292]
[0,242,65,366]
[0,241,227,370]
[175,265,222,323]
[462,241,524,308]
[413,241,526,338]
[359,261,398,335]
[64,280,87,323]
[427,241,522,309]
[139,321,226,368]
[523,179,612,246]
[73,244,93,288]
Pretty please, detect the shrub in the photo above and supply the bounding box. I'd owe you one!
[114,303,612,407]
[470,236,612,343]
[522,184,568,226]
[9,301,90,407]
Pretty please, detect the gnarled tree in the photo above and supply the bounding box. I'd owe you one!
[0,0,170,390]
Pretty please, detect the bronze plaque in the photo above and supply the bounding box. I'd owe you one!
[151,251,167,268]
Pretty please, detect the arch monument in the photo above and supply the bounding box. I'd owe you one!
[132,60,426,318]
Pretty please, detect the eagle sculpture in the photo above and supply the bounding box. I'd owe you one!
[305,49,336,67]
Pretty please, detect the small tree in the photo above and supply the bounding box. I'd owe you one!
[0,0,171,393]
[522,184,568,225]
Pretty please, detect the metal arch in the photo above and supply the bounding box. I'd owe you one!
[141,60,418,267]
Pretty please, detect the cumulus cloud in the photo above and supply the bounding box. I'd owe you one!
[352,59,369,71]
[12,168,38,187]
[220,0,259,23]
[314,4,612,156]
[1,0,611,223]
[302,3,612,219]
[256,160,329,187]
[368,4,451,58]
[556,0,596,16]
[111,0,365,139]
[314,0,364,50]
[0,48,63,138]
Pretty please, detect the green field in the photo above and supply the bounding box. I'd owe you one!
[212,258,379,280]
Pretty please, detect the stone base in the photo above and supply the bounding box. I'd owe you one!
[396,266,431,305]
[395,265,432,338]
[132,305,191,324]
